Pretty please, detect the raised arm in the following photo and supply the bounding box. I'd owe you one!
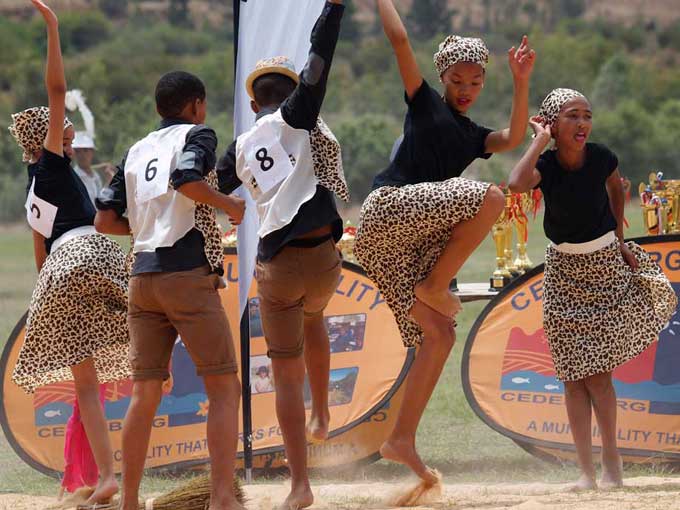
[507,117,549,193]
[377,0,422,100]
[32,0,67,157]
[485,36,535,154]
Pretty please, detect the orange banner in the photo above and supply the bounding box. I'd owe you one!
[0,249,411,477]
[463,235,680,464]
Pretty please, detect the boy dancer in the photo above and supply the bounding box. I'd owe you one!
[95,71,245,510]
[217,1,346,508]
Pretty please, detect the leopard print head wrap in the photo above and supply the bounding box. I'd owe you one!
[434,36,489,76]
[8,107,73,163]
[537,88,588,125]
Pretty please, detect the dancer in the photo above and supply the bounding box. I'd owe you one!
[217,1,347,507]
[9,1,129,505]
[508,88,676,490]
[354,0,535,483]
[95,70,246,510]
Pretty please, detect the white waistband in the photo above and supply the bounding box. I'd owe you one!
[50,225,97,254]
[551,231,617,255]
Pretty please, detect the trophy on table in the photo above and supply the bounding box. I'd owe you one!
[512,192,534,273]
[489,189,513,291]
[640,172,680,236]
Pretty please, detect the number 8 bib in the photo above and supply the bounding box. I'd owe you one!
[243,123,295,194]
[132,143,173,204]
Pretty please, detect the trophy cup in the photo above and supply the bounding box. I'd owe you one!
[489,194,513,292]
[503,190,521,277]
[513,192,533,272]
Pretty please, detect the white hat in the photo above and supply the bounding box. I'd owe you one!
[246,56,299,100]
[72,131,96,150]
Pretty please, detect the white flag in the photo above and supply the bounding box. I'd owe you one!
[25,179,58,239]
[234,0,327,314]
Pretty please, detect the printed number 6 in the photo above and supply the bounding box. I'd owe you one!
[255,148,274,172]
[145,158,159,182]
[30,204,41,219]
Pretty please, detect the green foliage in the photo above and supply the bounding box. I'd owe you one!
[406,0,454,40]
[0,6,679,221]
[168,0,191,28]
[658,20,680,50]
[340,1,361,42]
[98,0,128,19]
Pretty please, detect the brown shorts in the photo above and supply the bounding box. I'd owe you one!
[128,265,238,380]
[255,239,342,358]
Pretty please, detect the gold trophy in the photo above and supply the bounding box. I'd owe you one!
[513,192,534,272]
[489,192,513,291]
[639,173,680,236]
[503,190,521,276]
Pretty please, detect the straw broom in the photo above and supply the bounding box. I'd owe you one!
[140,474,245,510]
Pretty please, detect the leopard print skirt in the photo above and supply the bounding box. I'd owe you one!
[12,234,131,393]
[543,240,676,382]
[355,177,490,347]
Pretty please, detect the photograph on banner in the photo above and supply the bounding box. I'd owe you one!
[304,367,359,409]
[248,297,264,338]
[327,314,366,353]
[250,354,274,395]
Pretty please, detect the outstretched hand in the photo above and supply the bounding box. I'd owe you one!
[30,0,58,25]
[508,35,535,81]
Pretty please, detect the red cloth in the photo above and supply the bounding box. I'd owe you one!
[61,384,106,492]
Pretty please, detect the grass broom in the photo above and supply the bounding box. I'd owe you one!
[140,474,245,510]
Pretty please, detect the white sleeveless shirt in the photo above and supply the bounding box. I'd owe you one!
[124,124,197,253]
[236,110,318,238]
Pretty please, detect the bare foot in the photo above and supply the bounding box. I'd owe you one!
[409,299,454,339]
[306,410,330,443]
[85,476,118,505]
[415,281,462,318]
[565,473,597,492]
[600,455,624,489]
[277,484,314,510]
[380,438,439,485]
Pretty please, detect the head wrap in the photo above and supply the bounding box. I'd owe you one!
[8,107,73,163]
[537,88,587,125]
[434,36,489,76]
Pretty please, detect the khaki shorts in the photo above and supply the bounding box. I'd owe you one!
[128,265,238,380]
[255,239,342,358]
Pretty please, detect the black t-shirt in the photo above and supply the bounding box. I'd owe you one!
[27,149,96,253]
[536,143,618,244]
[373,80,493,189]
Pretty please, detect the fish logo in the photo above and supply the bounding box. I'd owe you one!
[512,377,530,384]
[43,410,61,418]
[544,384,560,391]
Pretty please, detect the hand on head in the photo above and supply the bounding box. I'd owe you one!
[529,115,551,144]
[508,35,536,81]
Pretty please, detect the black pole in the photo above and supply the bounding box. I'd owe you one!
[233,0,254,484]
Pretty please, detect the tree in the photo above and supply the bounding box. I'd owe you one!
[406,0,454,40]
[340,1,361,42]
[99,0,128,19]
[169,0,191,28]
[591,53,632,110]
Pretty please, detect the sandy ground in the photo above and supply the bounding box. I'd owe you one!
[2,477,680,510]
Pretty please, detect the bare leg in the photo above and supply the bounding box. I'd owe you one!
[586,372,623,489]
[271,355,314,510]
[379,300,453,484]
[119,380,162,510]
[202,373,246,510]
[70,358,118,505]
[303,314,330,442]
[415,185,504,317]
[564,380,597,491]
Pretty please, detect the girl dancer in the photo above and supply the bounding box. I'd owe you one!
[9,1,129,504]
[508,88,676,489]
[354,0,535,482]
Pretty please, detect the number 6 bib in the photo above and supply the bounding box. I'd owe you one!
[243,123,295,194]
[132,143,173,204]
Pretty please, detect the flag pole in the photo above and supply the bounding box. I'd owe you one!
[233,0,254,485]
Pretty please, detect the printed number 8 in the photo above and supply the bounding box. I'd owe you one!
[145,158,159,182]
[255,148,274,172]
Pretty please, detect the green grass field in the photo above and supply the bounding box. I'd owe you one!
[0,204,674,496]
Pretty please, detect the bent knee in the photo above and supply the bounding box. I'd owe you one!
[483,185,505,214]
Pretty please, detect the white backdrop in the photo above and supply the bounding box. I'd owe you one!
[234,0,327,314]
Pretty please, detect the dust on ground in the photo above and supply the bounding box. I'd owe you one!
[2,476,680,510]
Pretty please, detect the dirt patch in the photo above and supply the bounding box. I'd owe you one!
[4,476,679,510]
